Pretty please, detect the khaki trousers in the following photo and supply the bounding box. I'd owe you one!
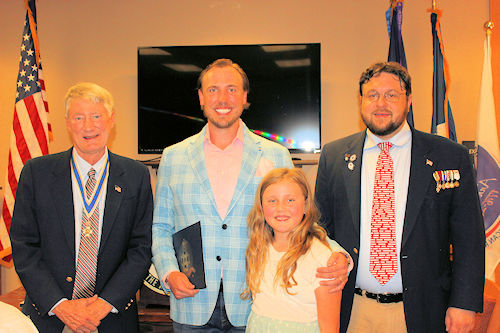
[347,293,407,333]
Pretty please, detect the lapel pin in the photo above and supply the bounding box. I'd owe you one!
[348,162,354,171]
[344,153,350,161]
[114,185,122,193]
[426,159,433,166]
[350,154,357,162]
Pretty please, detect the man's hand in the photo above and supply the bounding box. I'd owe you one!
[86,297,113,323]
[52,296,100,332]
[167,271,199,299]
[445,307,476,333]
[316,251,349,293]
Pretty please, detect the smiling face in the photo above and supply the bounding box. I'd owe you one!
[66,98,114,164]
[360,72,412,140]
[262,180,306,243]
[198,65,248,132]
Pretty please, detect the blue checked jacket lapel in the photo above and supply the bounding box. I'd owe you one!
[226,126,262,217]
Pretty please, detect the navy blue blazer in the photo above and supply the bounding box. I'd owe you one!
[10,148,153,333]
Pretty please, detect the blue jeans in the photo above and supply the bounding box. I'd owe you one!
[173,282,246,333]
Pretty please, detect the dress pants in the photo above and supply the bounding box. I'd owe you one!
[347,293,407,333]
[173,281,246,333]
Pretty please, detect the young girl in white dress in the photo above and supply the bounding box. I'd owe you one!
[242,168,343,332]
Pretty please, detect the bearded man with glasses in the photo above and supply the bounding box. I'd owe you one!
[315,62,485,333]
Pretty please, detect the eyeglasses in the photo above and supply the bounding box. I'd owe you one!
[364,90,405,103]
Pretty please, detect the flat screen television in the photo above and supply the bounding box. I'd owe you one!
[138,43,321,154]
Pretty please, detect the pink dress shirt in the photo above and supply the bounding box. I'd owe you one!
[204,120,244,219]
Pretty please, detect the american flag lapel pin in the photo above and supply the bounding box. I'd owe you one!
[114,185,122,193]
[426,159,433,166]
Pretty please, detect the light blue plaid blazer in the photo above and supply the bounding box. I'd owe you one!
[152,123,293,326]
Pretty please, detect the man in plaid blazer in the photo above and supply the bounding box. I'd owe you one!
[152,59,349,332]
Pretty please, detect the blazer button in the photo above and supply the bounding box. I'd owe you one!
[222,224,227,230]
[66,276,73,282]
[353,248,358,254]
[216,255,221,261]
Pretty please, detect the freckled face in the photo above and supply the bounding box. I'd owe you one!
[66,98,114,164]
[198,66,247,131]
[262,180,306,241]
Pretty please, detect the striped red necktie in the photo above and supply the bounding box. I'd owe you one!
[72,168,99,299]
[369,142,397,285]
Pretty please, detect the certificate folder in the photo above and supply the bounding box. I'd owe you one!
[172,221,206,289]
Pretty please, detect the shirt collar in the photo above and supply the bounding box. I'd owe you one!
[204,119,244,149]
[73,147,108,174]
[364,122,411,150]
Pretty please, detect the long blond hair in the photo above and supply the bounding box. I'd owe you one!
[241,168,329,299]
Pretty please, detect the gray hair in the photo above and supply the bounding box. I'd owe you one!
[64,82,114,117]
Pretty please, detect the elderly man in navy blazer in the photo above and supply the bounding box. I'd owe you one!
[10,82,153,333]
[315,62,485,333]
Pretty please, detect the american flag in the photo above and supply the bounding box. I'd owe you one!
[0,0,52,267]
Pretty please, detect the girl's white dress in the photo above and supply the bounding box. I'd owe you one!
[247,238,345,332]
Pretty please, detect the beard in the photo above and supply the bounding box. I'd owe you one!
[203,106,242,129]
[362,106,409,137]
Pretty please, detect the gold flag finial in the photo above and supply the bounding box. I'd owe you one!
[484,20,494,31]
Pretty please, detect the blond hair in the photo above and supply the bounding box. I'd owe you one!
[64,82,114,118]
[241,168,330,299]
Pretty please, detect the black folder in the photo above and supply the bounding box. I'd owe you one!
[172,221,206,289]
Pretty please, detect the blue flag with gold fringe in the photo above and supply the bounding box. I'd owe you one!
[386,1,414,127]
[429,9,457,142]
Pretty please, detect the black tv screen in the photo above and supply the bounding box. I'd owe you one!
[138,43,321,154]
